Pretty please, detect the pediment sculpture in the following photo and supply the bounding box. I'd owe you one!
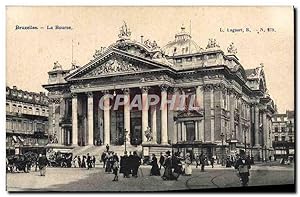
[206,38,220,49]
[85,58,142,77]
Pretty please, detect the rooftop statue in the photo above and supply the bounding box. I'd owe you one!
[118,21,131,39]
[227,42,238,54]
[93,47,106,58]
[206,38,220,49]
[52,61,62,70]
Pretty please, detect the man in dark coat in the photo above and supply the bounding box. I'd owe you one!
[234,150,251,187]
[131,151,141,177]
[106,144,110,152]
[120,151,130,178]
[159,152,165,170]
[87,153,92,170]
[101,152,107,168]
[38,154,48,176]
[128,151,134,175]
[161,151,172,180]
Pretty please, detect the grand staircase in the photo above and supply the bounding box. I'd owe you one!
[70,144,143,157]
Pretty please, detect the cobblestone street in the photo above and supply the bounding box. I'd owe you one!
[6,162,294,192]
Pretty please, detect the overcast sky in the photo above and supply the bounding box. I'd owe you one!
[6,6,294,113]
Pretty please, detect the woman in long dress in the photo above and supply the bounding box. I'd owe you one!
[150,154,160,176]
[184,153,192,176]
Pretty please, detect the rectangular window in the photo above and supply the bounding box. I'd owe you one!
[186,57,192,62]
[281,127,285,132]
[176,58,182,63]
[275,136,278,141]
[281,136,285,141]
[6,103,10,112]
[289,137,293,142]
[275,127,278,132]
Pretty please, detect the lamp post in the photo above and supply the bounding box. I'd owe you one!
[220,132,225,166]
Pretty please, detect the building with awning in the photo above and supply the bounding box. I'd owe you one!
[6,86,49,155]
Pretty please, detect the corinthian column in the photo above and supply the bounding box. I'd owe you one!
[160,85,169,144]
[71,93,78,146]
[87,92,94,145]
[151,105,157,144]
[103,91,110,145]
[123,88,131,145]
[141,86,150,143]
[254,105,260,146]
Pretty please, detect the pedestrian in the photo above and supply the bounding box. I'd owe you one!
[128,151,134,175]
[161,151,172,180]
[211,157,215,168]
[73,156,78,168]
[150,154,160,176]
[132,151,141,178]
[200,153,205,172]
[38,154,48,176]
[234,150,251,187]
[184,153,192,176]
[105,153,112,173]
[101,152,107,168]
[195,155,200,168]
[106,144,110,152]
[78,156,82,168]
[120,151,130,178]
[82,155,86,168]
[112,154,119,181]
[87,153,92,170]
[92,156,96,168]
[159,152,165,170]
[172,152,182,180]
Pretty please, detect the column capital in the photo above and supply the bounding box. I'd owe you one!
[71,93,77,98]
[53,98,61,104]
[160,84,169,92]
[203,84,213,92]
[86,92,93,98]
[140,86,150,94]
[101,90,110,95]
[122,88,130,95]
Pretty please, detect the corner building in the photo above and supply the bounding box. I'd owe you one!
[43,25,275,161]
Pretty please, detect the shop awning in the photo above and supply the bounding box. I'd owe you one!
[12,136,18,143]
[18,136,25,142]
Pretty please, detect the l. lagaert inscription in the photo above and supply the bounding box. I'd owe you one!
[6,6,295,193]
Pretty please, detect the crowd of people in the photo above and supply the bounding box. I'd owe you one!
[72,154,96,169]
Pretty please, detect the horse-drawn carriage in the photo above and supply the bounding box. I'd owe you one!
[6,152,38,173]
[46,145,73,168]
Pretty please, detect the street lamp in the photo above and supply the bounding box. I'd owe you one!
[220,132,225,166]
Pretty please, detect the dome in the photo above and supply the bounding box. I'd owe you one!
[162,26,201,56]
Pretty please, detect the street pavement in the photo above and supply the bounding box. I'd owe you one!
[6,162,294,192]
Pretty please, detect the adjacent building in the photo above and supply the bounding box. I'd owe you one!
[43,23,276,161]
[6,86,49,155]
[272,110,295,159]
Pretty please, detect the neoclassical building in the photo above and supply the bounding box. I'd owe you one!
[43,24,275,160]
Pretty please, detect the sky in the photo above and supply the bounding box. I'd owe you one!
[6,6,294,113]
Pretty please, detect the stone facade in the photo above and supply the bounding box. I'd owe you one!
[6,86,49,155]
[43,24,276,160]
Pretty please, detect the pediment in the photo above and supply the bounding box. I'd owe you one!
[65,49,174,81]
[83,57,143,77]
